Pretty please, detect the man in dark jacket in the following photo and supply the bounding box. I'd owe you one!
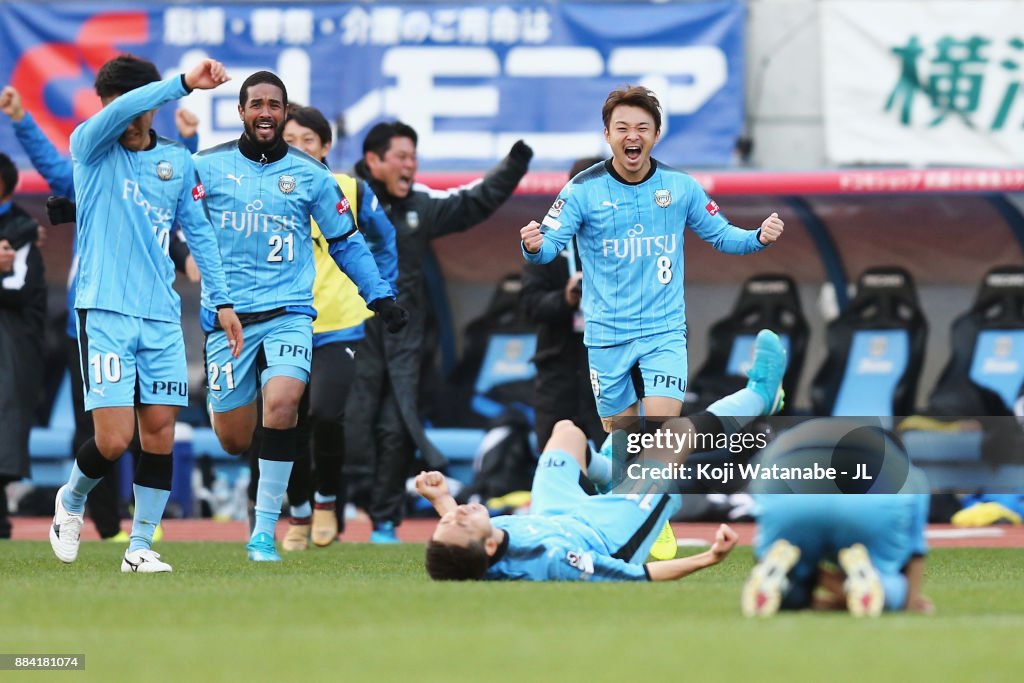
[0,152,46,537]
[348,121,532,542]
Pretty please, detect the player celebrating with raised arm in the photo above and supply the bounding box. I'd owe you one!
[193,72,405,562]
[49,55,242,573]
[520,86,785,432]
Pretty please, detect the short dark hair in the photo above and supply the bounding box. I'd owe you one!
[425,539,489,581]
[286,105,332,146]
[239,71,288,109]
[362,121,418,158]
[0,153,17,199]
[602,85,662,132]
[94,54,161,99]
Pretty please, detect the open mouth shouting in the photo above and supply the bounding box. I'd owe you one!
[252,118,277,141]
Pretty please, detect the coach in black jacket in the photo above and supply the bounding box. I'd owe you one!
[348,122,531,540]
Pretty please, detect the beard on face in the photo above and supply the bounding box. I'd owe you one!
[244,118,283,148]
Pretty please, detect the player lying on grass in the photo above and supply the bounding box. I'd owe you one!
[741,420,933,617]
[416,329,787,581]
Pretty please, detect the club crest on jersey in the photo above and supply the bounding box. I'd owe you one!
[191,183,206,201]
[407,211,420,230]
[547,198,565,217]
[705,199,720,216]
[654,189,672,208]
[279,175,296,194]
[336,197,351,215]
[156,161,173,180]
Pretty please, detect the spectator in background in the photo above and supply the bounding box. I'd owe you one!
[0,152,47,538]
[520,156,605,449]
[1,84,202,541]
[348,121,532,543]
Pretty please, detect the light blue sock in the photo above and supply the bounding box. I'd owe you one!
[706,388,764,433]
[587,444,614,486]
[128,484,170,553]
[290,501,312,519]
[63,462,102,515]
[881,572,909,611]
[254,459,293,539]
[313,492,336,505]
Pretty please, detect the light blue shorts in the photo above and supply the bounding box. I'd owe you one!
[77,309,188,411]
[587,329,688,417]
[754,493,929,610]
[532,449,681,564]
[205,312,312,413]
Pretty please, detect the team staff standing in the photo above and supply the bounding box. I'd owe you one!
[348,122,532,543]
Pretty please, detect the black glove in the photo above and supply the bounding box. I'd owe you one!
[509,139,533,165]
[371,297,409,333]
[47,196,77,226]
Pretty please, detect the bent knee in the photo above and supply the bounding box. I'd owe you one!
[214,429,252,456]
[552,419,583,439]
[95,434,132,460]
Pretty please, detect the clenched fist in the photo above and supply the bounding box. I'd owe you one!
[758,212,784,245]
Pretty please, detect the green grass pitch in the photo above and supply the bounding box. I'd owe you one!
[2,543,1022,682]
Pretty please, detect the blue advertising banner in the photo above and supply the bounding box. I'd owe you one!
[0,2,744,172]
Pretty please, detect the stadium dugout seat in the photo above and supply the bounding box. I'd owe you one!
[27,371,75,487]
[686,273,808,415]
[810,266,927,417]
[902,266,1024,484]
[927,265,1024,416]
[426,274,538,484]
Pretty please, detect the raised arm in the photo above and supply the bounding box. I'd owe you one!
[415,471,457,516]
[420,140,532,239]
[2,86,75,198]
[71,59,228,166]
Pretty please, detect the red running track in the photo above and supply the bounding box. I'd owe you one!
[9,518,1023,548]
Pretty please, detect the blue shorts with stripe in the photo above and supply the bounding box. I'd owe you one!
[587,329,688,417]
[532,449,681,563]
[77,309,187,411]
[205,312,312,412]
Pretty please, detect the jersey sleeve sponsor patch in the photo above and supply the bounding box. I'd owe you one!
[336,197,351,215]
[547,198,565,217]
[566,550,595,578]
[705,199,720,216]
[192,183,206,201]
[542,215,561,231]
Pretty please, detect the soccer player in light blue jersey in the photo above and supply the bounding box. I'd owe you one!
[521,86,785,432]
[193,72,405,562]
[741,421,933,618]
[49,56,243,573]
[416,329,788,582]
